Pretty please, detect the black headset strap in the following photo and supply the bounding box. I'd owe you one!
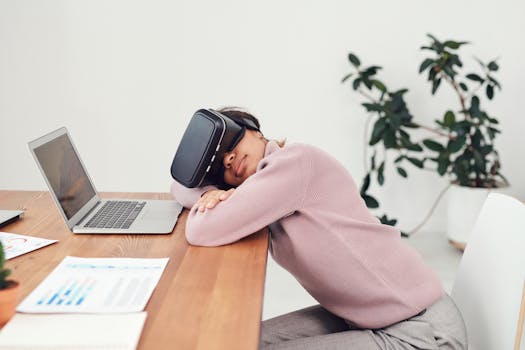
[210,109,260,132]
[235,118,259,131]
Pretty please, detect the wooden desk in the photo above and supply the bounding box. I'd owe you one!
[0,190,269,350]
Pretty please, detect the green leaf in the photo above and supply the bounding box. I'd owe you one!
[371,152,376,170]
[404,122,419,128]
[377,162,385,185]
[450,54,463,68]
[348,53,360,67]
[459,82,468,91]
[382,128,397,148]
[341,73,353,83]
[486,84,494,100]
[480,145,494,156]
[394,155,405,163]
[361,193,379,208]
[378,214,398,226]
[405,142,423,152]
[469,96,481,118]
[419,58,434,73]
[473,151,485,170]
[487,116,499,124]
[362,103,383,112]
[0,269,10,280]
[372,79,386,92]
[443,65,456,78]
[431,78,441,95]
[352,78,361,90]
[370,117,387,145]
[444,110,456,126]
[364,65,381,75]
[487,61,499,71]
[363,77,373,90]
[426,33,442,46]
[443,40,468,49]
[423,139,445,152]
[471,129,484,149]
[437,156,450,176]
[361,173,371,194]
[406,157,424,168]
[447,136,466,153]
[0,241,4,265]
[487,126,500,140]
[397,167,408,178]
[488,75,501,89]
[466,73,484,83]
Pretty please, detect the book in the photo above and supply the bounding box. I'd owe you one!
[0,312,147,349]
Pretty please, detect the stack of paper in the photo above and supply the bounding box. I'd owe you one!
[0,256,169,349]
[0,313,147,350]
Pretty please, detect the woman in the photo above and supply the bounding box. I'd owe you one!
[170,108,467,349]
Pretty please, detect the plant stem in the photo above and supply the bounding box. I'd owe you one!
[363,115,374,171]
[358,89,377,103]
[405,183,452,236]
[441,72,467,113]
[411,122,451,138]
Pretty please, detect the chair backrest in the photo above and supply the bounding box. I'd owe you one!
[451,193,525,350]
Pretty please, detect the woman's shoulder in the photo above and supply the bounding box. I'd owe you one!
[277,141,321,154]
[281,142,332,160]
[263,141,339,170]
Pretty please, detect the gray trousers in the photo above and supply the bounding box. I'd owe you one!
[260,294,467,349]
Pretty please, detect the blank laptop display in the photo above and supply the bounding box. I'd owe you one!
[29,127,182,234]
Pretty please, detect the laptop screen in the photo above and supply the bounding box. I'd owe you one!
[33,133,96,219]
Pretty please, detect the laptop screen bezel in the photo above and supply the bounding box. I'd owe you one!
[28,127,101,230]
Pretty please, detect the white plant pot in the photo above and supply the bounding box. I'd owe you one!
[446,184,490,250]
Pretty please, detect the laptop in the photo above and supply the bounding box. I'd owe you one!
[0,210,24,228]
[28,127,182,234]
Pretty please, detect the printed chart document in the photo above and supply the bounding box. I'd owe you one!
[0,312,147,350]
[0,231,57,260]
[17,256,169,313]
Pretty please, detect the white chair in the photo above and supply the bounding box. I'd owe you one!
[451,193,525,350]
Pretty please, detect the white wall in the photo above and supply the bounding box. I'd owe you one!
[1,1,523,232]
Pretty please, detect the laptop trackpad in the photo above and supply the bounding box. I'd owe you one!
[142,208,175,221]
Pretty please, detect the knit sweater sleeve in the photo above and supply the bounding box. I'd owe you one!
[170,181,218,209]
[185,146,308,246]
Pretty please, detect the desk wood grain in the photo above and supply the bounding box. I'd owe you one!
[0,190,269,350]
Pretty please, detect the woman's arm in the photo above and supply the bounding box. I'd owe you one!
[185,147,309,246]
[170,181,218,209]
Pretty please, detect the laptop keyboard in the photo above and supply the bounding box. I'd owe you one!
[84,201,146,229]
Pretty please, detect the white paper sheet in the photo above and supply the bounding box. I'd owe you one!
[0,231,57,260]
[0,312,147,350]
[17,256,169,313]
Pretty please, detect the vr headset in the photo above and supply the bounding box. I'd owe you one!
[171,109,260,188]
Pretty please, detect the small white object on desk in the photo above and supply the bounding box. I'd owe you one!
[0,231,57,260]
[0,312,147,350]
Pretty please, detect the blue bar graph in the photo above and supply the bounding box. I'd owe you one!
[38,278,96,307]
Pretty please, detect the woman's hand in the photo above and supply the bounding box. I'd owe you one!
[196,189,235,212]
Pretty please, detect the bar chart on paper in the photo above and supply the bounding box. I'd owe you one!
[17,256,169,313]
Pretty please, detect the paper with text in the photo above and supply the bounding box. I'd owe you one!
[0,312,147,350]
[0,231,57,260]
[17,256,169,313]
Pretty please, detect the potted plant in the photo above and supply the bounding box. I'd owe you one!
[0,241,20,327]
[342,34,508,247]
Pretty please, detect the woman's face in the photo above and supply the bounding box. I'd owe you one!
[223,129,267,187]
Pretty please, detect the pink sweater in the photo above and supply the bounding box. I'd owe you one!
[170,141,443,329]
